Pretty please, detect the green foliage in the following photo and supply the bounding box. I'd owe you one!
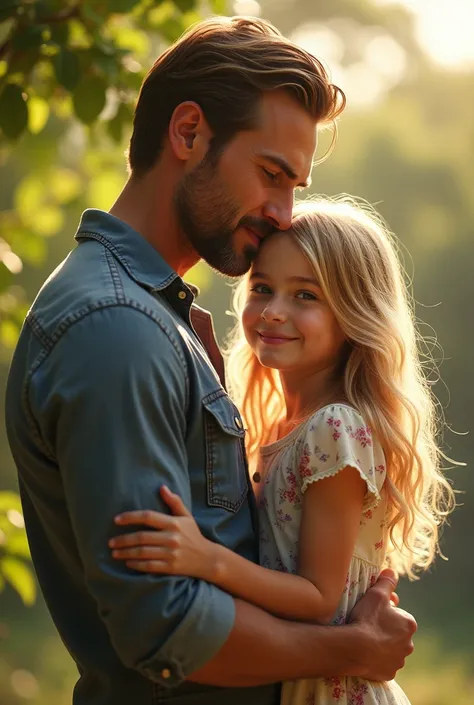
[0,83,28,138]
[0,491,35,605]
[0,0,206,142]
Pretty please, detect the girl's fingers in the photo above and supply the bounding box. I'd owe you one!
[109,530,171,549]
[160,485,192,518]
[114,510,170,529]
[126,560,169,573]
[112,546,170,561]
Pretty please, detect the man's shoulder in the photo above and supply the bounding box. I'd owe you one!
[28,239,178,346]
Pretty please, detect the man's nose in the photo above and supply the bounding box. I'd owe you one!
[263,190,294,231]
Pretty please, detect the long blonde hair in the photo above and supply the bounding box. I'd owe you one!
[226,196,455,579]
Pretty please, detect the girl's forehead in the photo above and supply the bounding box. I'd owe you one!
[252,232,312,276]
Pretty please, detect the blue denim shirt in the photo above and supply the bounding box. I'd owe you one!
[5,210,279,705]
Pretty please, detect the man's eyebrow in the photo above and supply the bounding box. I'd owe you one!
[258,151,311,188]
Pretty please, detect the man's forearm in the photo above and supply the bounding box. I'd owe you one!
[188,598,362,687]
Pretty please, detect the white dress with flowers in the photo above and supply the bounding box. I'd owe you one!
[257,404,411,705]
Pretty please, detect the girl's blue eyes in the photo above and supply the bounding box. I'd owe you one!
[296,291,318,301]
[249,285,318,301]
[250,284,272,294]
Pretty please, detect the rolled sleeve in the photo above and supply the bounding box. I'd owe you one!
[31,305,235,684]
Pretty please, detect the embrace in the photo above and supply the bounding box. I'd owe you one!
[6,15,453,705]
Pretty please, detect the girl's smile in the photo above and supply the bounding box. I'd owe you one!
[257,331,299,345]
[243,232,346,380]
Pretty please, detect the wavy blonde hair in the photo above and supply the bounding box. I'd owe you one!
[226,196,455,579]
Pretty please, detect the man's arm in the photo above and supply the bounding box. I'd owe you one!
[34,306,416,687]
[33,305,235,687]
[191,572,416,686]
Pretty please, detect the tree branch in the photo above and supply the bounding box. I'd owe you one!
[0,3,82,60]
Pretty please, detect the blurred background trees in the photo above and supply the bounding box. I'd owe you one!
[0,0,472,703]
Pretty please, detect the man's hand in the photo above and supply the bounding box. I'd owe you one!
[349,568,417,681]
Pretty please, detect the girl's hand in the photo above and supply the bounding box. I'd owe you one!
[109,486,217,581]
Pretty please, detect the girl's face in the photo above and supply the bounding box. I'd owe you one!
[242,232,346,377]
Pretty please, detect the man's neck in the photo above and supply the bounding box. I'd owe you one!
[109,168,199,276]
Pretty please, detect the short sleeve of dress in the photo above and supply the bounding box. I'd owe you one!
[297,405,386,511]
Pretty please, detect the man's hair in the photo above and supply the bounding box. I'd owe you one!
[128,15,345,175]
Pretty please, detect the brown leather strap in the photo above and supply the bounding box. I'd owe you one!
[190,304,226,389]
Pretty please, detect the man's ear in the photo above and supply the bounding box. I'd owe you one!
[168,101,212,163]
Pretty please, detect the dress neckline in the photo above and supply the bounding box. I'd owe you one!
[259,402,359,456]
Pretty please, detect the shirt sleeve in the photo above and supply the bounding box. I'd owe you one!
[30,305,235,687]
[297,405,386,511]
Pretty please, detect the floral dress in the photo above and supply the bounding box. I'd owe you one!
[256,404,410,705]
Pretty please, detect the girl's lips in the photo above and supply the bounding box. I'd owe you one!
[258,332,297,345]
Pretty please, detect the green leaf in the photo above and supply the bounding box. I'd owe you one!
[0,556,36,605]
[72,73,107,124]
[28,95,49,133]
[0,17,16,45]
[11,23,46,50]
[107,0,142,12]
[112,26,150,56]
[53,48,80,90]
[0,2,22,23]
[35,0,65,18]
[82,0,107,25]
[7,45,41,74]
[0,83,28,139]
[147,1,174,28]
[50,20,70,46]
[174,0,196,12]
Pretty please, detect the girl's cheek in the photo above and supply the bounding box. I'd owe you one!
[242,305,259,346]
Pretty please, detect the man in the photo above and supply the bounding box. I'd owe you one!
[5,16,416,705]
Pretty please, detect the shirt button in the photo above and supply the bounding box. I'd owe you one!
[178,290,187,300]
[234,416,243,429]
[253,471,261,483]
[161,668,171,679]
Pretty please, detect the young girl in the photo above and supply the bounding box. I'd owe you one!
[110,198,454,705]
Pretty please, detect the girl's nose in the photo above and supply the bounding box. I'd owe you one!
[261,301,287,323]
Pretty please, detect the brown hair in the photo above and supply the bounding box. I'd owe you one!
[129,15,345,175]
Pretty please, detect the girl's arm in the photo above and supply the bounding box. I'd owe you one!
[111,470,366,624]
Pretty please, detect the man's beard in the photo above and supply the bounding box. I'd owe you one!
[174,151,275,277]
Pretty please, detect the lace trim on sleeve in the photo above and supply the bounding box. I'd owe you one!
[301,456,381,511]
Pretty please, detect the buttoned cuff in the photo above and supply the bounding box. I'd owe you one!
[139,580,235,687]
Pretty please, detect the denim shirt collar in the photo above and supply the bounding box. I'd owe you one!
[75,208,191,295]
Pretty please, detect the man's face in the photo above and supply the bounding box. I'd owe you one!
[174,91,317,277]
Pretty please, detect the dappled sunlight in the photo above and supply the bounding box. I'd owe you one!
[374,0,474,69]
[290,19,407,108]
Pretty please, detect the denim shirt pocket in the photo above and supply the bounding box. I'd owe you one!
[202,391,248,513]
